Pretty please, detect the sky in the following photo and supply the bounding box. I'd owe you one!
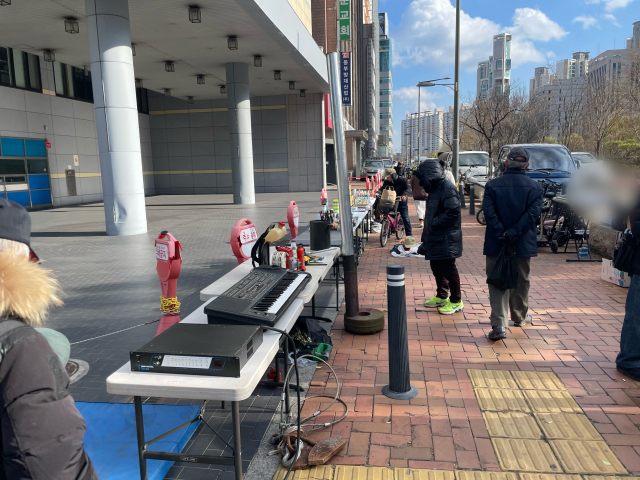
[384,0,639,152]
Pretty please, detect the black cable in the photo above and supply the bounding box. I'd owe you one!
[261,326,301,480]
[252,223,277,267]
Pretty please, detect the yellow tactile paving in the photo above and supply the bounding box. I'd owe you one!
[512,371,566,391]
[584,477,640,480]
[482,412,543,439]
[535,413,602,441]
[335,466,395,480]
[467,369,518,389]
[492,438,561,473]
[550,441,628,475]
[524,390,582,413]
[520,475,584,480]
[274,466,335,480]
[455,472,518,480]
[475,388,531,412]
[396,469,455,480]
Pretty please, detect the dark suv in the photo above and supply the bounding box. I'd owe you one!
[495,144,578,185]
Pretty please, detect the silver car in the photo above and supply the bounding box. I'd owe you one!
[362,159,384,179]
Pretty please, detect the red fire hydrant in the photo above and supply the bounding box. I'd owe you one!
[155,231,183,336]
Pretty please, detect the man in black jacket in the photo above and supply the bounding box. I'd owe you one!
[377,168,413,237]
[616,195,640,380]
[483,147,543,340]
[395,162,405,177]
[0,198,97,480]
[414,160,464,314]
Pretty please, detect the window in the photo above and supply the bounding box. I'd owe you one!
[380,78,392,84]
[380,113,391,119]
[136,88,149,114]
[54,62,93,102]
[0,46,42,92]
[380,89,391,96]
[505,59,511,70]
[496,60,503,70]
[380,101,391,107]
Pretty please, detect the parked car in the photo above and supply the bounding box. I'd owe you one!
[496,144,577,186]
[452,151,490,177]
[362,159,385,180]
[382,159,393,170]
[571,152,599,167]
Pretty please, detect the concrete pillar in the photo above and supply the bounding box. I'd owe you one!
[85,0,147,235]
[226,63,255,204]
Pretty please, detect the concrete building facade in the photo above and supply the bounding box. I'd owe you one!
[378,12,392,157]
[0,0,330,234]
[477,33,512,99]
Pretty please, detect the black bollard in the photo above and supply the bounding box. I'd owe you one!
[382,265,418,400]
[458,183,466,209]
[469,184,475,215]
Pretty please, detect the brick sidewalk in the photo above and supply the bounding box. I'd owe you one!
[300,202,640,474]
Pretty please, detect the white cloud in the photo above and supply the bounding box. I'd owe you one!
[602,13,621,26]
[573,15,599,29]
[393,0,567,70]
[583,0,635,10]
[395,87,442,113]
[512,8,568,42]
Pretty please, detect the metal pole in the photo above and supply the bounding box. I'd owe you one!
[469,184,475,215]
[232,401,243,480]
[327,52,360,318]
[134,396,148,480]
[382,265,417,400]
[417,87,421,165]
[458,183,466,209]
[452,0,461,183]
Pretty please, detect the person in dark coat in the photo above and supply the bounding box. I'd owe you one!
[0,198,97,480]
[376,168,413,237]
[616,194,640,380]
[395,162,405,177]
[483,147,543,340]
[413,159,464,314]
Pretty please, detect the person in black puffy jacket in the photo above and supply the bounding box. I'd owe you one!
[413,159,464,315]
[616,194,640,380]
[483,147,543,341]
[376,168,413,237]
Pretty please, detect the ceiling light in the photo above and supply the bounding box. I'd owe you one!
[0,0,11,5]
[135,78,143,88]
[228,36,238,50]
[43,50,55,62]
[289,81,295,90]
[164,89,171,96]
[220,85,227,94]
[254,55,262,67]
[187,96,194,104]
[131,44,136,56]
[188,5,201,23]
[165,61,175,72]
[300,90,306,97]
[274,70,282,81]
[64,17,79,34]
[197,75,205,85]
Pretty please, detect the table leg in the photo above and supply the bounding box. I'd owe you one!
[232,401,243,480]
[336,258,340,311]
[134,396,148,480]
[312,294,316,317]
[283,339,291,414]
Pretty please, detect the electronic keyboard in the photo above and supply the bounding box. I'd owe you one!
[204,265,311,328]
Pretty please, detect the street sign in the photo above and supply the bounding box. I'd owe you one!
[341,52,352,106]
[339,0,350,41]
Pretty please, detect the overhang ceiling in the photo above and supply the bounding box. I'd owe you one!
[0,0,327,101]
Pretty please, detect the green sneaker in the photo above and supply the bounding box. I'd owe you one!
[424,296,448,308]
[439,300,464,315]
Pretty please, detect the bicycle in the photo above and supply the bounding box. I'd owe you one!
[379,197,405,247]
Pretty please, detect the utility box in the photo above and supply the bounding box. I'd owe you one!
[65,169,77,196]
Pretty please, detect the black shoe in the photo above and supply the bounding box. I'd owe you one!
[488,327,507,341]
[514,314,533,328]
[617,365,640,382]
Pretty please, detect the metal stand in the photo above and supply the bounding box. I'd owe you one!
[134,396,243,480]
[469,184,475,215]
[458,184,466,209]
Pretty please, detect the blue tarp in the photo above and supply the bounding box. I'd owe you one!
[76,402,201,480]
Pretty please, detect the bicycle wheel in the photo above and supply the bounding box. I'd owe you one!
[476,209,486,225]
[380,219,389,247]
[396,216,405,240]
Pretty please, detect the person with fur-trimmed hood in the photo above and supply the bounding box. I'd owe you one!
[0,198,96,480]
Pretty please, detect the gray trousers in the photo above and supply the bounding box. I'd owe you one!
[486,256,531,327]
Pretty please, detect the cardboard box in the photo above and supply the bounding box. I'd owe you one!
[601,259,631,288]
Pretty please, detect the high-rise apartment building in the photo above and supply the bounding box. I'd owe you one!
[378,12,392,157]
[476,33,512,99]
[529,67,555,98]
[556,52,590,80]
[627,21,640,49]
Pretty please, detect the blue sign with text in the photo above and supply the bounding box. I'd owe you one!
[341,52,351,107]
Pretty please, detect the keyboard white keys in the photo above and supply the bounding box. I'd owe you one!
[265,274,307,314]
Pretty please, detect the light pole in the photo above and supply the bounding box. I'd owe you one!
[452,0,461,182]
[417,78,451,164]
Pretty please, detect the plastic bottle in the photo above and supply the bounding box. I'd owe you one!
[297,244,306,271]
[265,222,287,243]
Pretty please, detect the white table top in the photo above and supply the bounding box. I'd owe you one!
[106,247,340,402]
[199,247,340,302]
